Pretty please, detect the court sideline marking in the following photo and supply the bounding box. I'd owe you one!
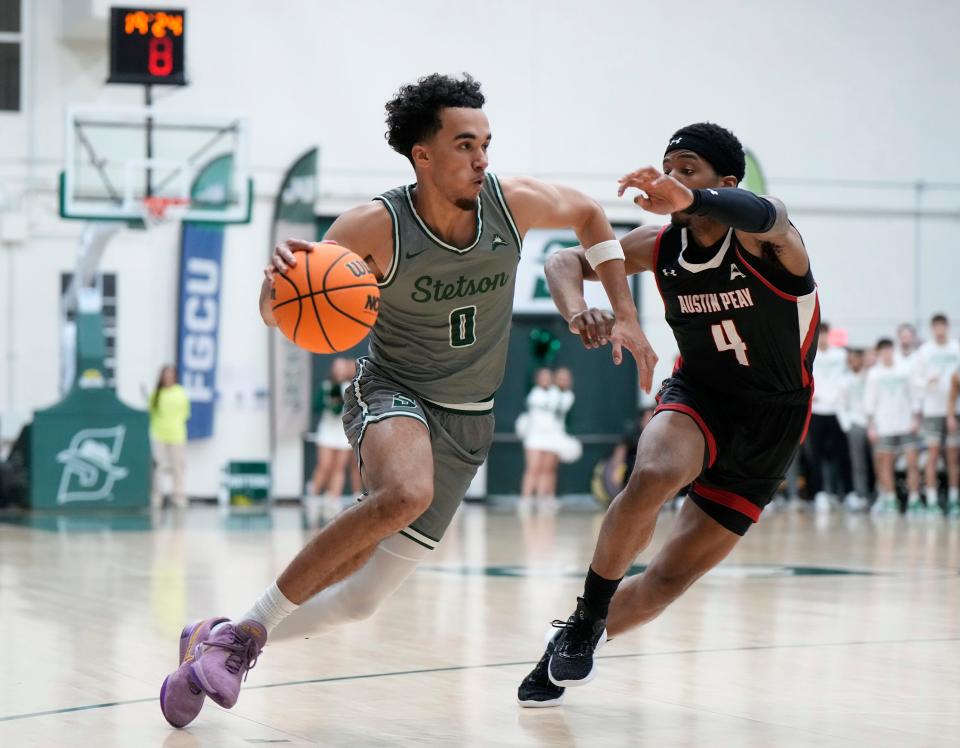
[2,635,958,723]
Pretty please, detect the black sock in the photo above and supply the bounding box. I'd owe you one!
[582,567,622,620]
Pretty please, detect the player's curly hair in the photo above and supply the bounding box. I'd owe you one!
[385,73,485,163]
[669,122,746,182]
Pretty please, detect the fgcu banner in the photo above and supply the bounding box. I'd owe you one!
[269,149,318,495]
[177,155,233,439]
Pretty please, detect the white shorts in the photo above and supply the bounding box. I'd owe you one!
[524,429,560,452]
[317,412,350,450]
[524,428,582,463]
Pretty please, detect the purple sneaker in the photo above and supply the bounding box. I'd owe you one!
[160,616,228,728]
[189,619,267,709]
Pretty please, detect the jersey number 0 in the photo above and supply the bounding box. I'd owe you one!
[449,305,477,348]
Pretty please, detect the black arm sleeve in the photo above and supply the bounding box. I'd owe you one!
[687,188,777,233]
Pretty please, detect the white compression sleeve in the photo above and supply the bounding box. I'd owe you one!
[268,533,429,640]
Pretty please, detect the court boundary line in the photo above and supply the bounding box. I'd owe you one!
[3,635,959,723]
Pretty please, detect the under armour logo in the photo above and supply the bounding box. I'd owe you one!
[669,137,682,146]
[730,263,746,280]
[662,268,677,277]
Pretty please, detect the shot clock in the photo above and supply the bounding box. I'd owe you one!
[108,7,187,85]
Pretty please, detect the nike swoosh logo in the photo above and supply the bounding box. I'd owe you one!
[405,248,428,259]
[468,447,483,455]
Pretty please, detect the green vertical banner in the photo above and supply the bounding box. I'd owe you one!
[743,149,768,195]
[269,148,318,496]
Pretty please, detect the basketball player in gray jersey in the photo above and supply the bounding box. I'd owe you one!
[159,73,658,728]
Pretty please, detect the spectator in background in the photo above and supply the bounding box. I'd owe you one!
[805,322,853,511]
[913,314,960,514]
[946,370,960,516]
[896,322,919,365]
[553,368,576,433]
[866,338,920,515]
[551,367,582,468]
[149,365,190,509]
[837,347,870,510]
[310,358,356,504]
[519,368,560,512]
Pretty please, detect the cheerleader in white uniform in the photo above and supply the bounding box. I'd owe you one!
[519,368,558,509]
[534,368,581,509]
[311,358,356,500]
[550,367,581,467]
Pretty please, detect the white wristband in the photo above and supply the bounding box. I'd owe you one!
[584,239,625,269]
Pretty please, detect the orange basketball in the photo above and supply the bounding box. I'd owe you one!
[271,242,380,354]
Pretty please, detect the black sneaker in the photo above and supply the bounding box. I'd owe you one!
[517,634,565,707]
[547,597,607,687]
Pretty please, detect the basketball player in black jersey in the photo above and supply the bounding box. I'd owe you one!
[518,122,819,706]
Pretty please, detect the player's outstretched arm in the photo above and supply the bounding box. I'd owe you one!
[502,176,658,391]
[502,176,634,314]
[617,166,809,276]
[543,249,613,350]
[735,195,810,277]
[545,224,662,348]
[259,203,392,327]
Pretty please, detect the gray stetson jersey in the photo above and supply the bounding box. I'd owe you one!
[368,172,522,409]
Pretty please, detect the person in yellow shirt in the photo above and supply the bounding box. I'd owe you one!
[149,365,191,509]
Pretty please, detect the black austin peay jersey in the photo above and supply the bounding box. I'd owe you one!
[653,225,819,400]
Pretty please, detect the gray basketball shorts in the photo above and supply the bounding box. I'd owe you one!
[922,416,960,448]
[342,357,494,550]
[875,433,918,454]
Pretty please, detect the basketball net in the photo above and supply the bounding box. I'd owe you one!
[140,196,191,228]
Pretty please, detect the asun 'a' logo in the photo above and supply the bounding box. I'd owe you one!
[56,426,129,504]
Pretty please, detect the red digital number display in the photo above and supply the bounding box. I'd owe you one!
[148,37,174,76]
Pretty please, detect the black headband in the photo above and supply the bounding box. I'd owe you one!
[664,134,741,181]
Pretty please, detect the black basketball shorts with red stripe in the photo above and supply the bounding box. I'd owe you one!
[653,370,813,535]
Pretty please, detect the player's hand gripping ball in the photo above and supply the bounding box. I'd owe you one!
[271,241,380,353]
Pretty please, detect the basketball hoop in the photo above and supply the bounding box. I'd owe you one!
[139,196,191,227]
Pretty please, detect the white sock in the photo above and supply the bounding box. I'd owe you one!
[926,488,938,504]
[949,487,959,502]
[238,580,300,634]
[908,492,920,504]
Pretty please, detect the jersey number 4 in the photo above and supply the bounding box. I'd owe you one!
[711,320,750,366]
[449,305,477,348]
